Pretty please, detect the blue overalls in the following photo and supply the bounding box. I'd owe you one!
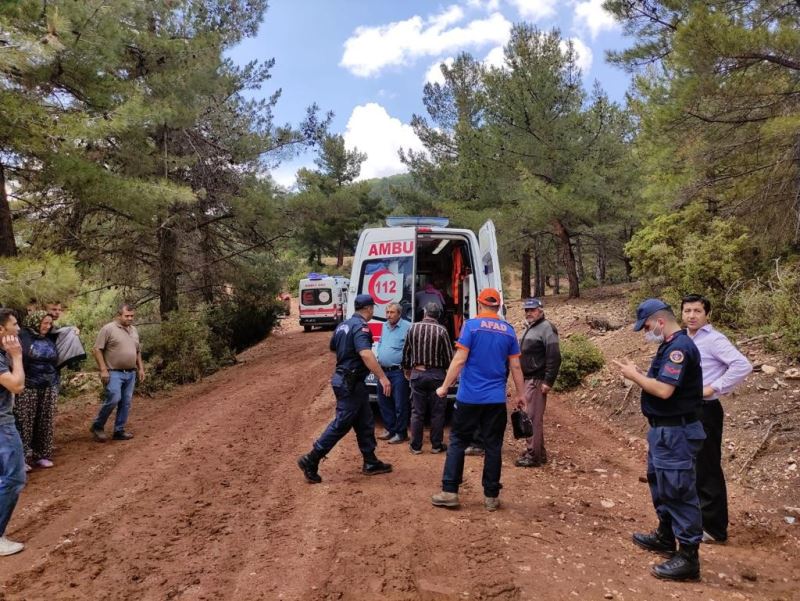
[641,330,706,546]
[313,314,378,456]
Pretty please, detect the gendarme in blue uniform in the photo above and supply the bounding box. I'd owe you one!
[642,329,706,546]
[313,312,378,455]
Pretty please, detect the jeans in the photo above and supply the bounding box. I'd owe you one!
[409,368,447,449]
[697,400,728,540]
[442,402,507,498]
[647,421,706,546]
[375,369,410,438]
[93,370,136,433]
[314,376,377,457]
[0,423,27,536]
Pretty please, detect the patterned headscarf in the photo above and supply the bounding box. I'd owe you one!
[23,309,51,332]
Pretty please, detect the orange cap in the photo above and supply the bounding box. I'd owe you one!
[477,288,502,307]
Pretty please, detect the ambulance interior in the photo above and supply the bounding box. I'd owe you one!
[415,233,475,341]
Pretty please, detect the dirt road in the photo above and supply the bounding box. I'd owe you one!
[0,322,797,600]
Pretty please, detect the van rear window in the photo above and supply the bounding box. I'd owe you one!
[359,257,413,321]
[301,288,332,306]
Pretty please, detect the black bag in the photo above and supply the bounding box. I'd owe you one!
[511,409,533,439]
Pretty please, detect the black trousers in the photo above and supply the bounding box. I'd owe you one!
[697,400,728,540]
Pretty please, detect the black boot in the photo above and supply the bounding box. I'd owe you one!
[298,448,324,484]
[362,452,392,476]
[651,544,700,581]
[632,521,676,557]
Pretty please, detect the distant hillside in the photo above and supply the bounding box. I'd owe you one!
[366,173,417,210]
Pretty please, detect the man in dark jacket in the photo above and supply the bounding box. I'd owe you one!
[516,298,561,467]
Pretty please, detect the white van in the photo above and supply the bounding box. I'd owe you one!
[299,273,350,332]
[346,216,503,342]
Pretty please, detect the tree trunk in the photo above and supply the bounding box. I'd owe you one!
[200,227,215,304]
[596,237,607,285]
[520,246,531,299]
[337,239,345,267]
[158,216,180,319]
[0,164,17,257]
[553,265,560,295]
[575,236,585,282]
[552,219,580,298]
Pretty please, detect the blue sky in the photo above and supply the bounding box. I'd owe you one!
[228,0,634,188]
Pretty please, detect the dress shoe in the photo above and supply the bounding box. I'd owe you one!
[431,491,459,508]
[90,425,107,442]
[363,459,392,475]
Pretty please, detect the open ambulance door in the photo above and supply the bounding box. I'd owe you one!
[478,220,504,316]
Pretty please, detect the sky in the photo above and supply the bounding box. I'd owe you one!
[227,0,634,189]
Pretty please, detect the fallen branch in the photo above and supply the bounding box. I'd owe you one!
[738,422,776,476]
[611,384,636,417]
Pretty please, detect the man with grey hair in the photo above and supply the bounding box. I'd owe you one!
[374,302,411,443]
[89,303,145,442]
[402,302,453,454]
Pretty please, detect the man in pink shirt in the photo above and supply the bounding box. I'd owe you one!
[681,294,752,543]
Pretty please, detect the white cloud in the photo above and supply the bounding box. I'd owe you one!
[424,57,455,85]
[574,0,619,39]
[467,0,501,10]
[343,103,425,180]
[340,9,512,77]
[560,37,593,73]
[270,164,302,190]
[507,0,557,20]
[483,45,506,70]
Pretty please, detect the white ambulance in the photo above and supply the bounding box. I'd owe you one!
[346,216,504,342]
[298,273,350,332]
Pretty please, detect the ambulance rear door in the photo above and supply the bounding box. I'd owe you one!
[478,220,504,314]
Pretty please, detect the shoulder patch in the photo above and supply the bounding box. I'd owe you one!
[669,350,684,364]
[361,327,370,333]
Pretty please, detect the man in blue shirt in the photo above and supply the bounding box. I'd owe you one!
[298,295,393,484]
[614,299,705,581]
[431,288,526,512]
[374,302,411,444]
[0,309,27,556]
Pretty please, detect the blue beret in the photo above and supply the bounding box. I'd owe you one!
[354,294,375,310]
[633,298,671,331]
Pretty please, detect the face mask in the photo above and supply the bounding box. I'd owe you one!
[645,324,664,344]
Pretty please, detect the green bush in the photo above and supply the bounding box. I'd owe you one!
[624,203,755,326]
[145,308,217,389]
[554,334,605,391]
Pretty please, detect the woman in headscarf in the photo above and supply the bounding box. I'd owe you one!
[15,310,60,470]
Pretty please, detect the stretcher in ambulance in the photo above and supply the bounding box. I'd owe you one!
[299,273,349,332]
[346,216,503,397]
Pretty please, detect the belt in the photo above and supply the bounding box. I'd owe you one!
[703,399,720,404]
[110,368,136,373]
[382,365,402,372]
[647,412,700,427]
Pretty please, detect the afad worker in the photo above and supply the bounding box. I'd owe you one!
[431,288,526,512]
[614,299,705,582]
[298,294,393,484]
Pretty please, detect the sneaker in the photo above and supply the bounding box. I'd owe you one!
[35,458,54,468]
[376,430,392,441]
[409,445,423,455]
[484,496,500,512]
[0,537,24,556]
[431,491,460,508]
[112,431,134,441]
[430,444,447,454]
[387,434,408,444]
[464,446,484,456]
[89,425,107,443]
[515,454,542,468]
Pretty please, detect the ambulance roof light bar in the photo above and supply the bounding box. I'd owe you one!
[385,216,450,228]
